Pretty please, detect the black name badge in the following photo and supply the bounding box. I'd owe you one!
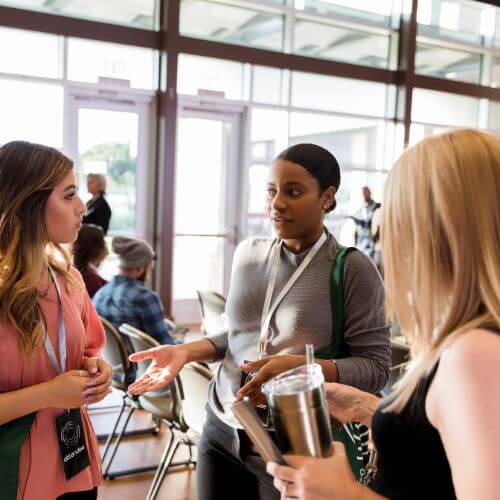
[54,409,90,480]
[239,360,270,427]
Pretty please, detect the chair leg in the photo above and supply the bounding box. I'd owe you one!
[146,430,175,499]
[101,394,127,463]
[103,406,135,478]
[147,433,181,500]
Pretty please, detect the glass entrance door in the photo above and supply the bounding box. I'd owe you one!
[66,88,154,279]
[172,105,243,323]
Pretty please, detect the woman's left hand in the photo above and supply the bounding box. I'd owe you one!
[80,356,113,404]
[267,442,364,500]
[236,354,305,405]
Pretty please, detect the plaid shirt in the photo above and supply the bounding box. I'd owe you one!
[93,275,178,345]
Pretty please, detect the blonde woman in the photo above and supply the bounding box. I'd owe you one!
[268,129,500,500]
[83,173,111,235]
[0,142,113,499]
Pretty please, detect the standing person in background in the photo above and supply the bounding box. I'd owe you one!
[267,130,500,500]
[72,224,108,298]
[351,186,381,260]
[0,141,113,500]
[83,173,111,235]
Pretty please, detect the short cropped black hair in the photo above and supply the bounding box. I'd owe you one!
[275,143,341,212]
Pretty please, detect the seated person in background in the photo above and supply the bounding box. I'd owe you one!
[93,236,182,345]
[73,223,108,298]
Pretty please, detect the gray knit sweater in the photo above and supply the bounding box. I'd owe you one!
[207,230,391,428]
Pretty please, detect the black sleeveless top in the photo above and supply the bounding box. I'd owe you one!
[370,327,499,499]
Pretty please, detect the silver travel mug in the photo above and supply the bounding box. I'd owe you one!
[262,363,333,458]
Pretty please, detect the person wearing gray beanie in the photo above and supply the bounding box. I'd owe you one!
[112,236,155,270]
[93,236,182,346]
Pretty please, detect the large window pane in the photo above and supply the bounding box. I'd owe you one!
[249,108,289,216]
[180,0,284,51]
[417,0,495,45]
[67,38,157,90]
[0,0,158,30]
[293,19,390,69]
[289,112,387,170]
[300,0,396,27]
[178,54,249,100]
[0,79,63,148]
[0,28,61,78]
[415,43,480,84]
[488,101,500,131]
[490,56,500,88]
[175,117,229,234]
[291,71,388,117]
[409,123,450,146]
[173,236,225,299]
[252,66,289,106]
[411,88,478,128]
[78,109,139,234]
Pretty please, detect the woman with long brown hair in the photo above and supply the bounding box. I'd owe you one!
[267,129,500,499]
[0,141,112,499]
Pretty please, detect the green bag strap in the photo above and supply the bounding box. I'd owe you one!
[316,246,356,360]
[0,412,36,500]
[315,245,362,478]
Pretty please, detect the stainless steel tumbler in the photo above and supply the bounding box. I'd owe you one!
[262,364,333,458]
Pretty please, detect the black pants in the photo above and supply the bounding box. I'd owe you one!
[196,407,279,500]
[57,487,98,500]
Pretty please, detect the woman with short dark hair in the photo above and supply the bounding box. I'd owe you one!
[127,143,391,499]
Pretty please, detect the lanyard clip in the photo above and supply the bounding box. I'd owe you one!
[258,338,268,359]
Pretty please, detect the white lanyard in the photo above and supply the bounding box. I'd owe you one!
[259,231,327,358]
[43,266,67,375]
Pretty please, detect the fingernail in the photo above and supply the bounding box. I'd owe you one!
[83,390,92,397]
[85,396,94,402]
[86,382,97,387]
[89,368,98,374]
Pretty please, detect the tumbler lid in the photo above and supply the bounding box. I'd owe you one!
[262,363,324,397]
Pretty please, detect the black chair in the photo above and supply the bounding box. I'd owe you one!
[196,290,226,336]
[119,323,212,500]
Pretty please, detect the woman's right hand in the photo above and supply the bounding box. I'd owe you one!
[127,345,188,395]
[47,370,92,409]
[325,383,379,427]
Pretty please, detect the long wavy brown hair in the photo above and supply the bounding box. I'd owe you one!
[0,141,78,355]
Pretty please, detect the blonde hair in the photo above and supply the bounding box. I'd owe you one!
[0,141,79,355]
[382,129,500,412]
[87,173,107,194]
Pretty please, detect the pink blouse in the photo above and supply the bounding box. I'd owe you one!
[0,268,106,499]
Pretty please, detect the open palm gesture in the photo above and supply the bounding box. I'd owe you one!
[127,345,188,395]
